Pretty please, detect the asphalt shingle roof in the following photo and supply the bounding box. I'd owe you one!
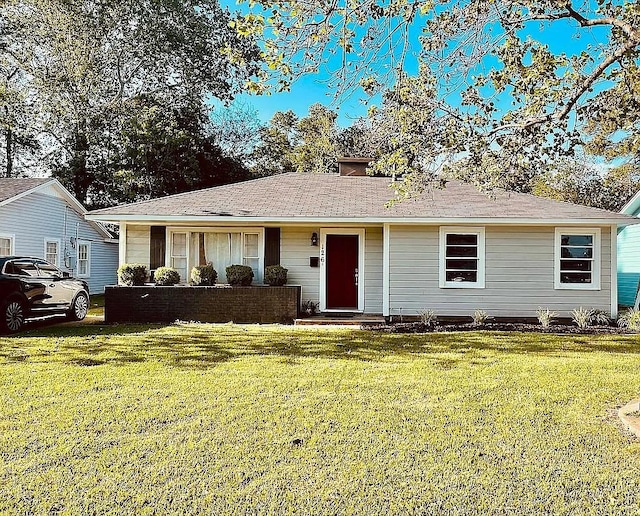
[0,178,52,203]
[88,173,634,223]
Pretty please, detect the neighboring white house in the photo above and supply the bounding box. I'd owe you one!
[86,159,637,319]
[0,178,119,294]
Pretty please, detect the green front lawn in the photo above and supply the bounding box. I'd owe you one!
[1,324,640,514]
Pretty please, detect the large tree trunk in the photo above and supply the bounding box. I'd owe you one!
[4,126,12,178]
[68,125,92,204]
[3,105,13,178]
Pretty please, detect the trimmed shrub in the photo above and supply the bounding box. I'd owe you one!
[117,263,148,286]
[154,267,181,286]
[264,265,288,286]
[226,264,254,286]
[191,263,217,286]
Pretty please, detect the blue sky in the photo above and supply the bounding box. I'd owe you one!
[229,73,373,126]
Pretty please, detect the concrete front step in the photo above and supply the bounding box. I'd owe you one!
[295,315,386,327]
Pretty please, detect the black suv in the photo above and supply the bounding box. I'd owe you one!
[0,256,90,333]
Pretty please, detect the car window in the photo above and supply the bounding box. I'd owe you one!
[37,263,63,278]
[5,261,39,277]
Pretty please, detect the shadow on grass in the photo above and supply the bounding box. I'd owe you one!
[20,324,637,370]
[2,323,639,370]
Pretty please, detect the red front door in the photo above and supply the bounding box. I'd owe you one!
[326,234,359,309]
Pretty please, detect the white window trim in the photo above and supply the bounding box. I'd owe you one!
[44,238,61,266]
[0,233,14,257]
[169,231,188,276]
[554,227,601,290]
[439,227,486,289]
[77,240,91,278]
[166,227,265,283]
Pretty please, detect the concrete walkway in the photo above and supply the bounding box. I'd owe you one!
[619,399,640,439]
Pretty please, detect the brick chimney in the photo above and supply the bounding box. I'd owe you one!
[338,157,373,176]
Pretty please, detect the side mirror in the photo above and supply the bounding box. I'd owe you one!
[62,271,71,278]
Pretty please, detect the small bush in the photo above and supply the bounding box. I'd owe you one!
[419,309,437,327]
[536,307,558,329]
[570,307,593,329]
[590,309,611,326]
[472,309,490,326]
[301,300,319,316]
[117,263,148,286]
[264,265,288,286]
[191,263,217,286]
[618,308,640,331]
[154,267,181,286]
[226,264,254,286]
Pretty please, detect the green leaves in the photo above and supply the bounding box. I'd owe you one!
[238,0,640,195]
[2,0,263,200]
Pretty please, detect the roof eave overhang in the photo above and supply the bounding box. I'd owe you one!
[620,190,640,216]
[85,214,637,226]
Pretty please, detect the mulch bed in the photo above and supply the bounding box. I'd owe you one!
[368,322,637,335]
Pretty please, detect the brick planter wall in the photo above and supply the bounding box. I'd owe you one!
[105,285,301,324]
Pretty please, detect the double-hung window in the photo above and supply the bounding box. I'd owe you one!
[439,227,486,288]
[45,239,60,266]
[0,235,13,257]
[554,228,600,289]
[77,242,91,277]
[171,232,188,281]
[243,233,260,275]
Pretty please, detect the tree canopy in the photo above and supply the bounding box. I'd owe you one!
[237,0,640,193]
[1,0,261,205]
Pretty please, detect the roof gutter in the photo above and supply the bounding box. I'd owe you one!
[85,214,639,227]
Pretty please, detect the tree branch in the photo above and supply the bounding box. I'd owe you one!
[488,22,639,136]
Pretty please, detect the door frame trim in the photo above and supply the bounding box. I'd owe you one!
[319,228,365,312]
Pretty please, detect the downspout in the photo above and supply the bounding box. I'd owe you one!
[63,206,69,269]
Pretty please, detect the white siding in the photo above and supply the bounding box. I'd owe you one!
[125,225,151,267]
[364,227,383,313]
[0,192,118,294]
[280,226,384,313]
[389,225,612,318]
[280,227,321,305]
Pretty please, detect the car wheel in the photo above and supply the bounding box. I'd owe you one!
[68,292,89,321]
[2,298,26,333]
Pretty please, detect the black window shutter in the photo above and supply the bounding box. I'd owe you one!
[264,228,281,267]
[150,226,166,270]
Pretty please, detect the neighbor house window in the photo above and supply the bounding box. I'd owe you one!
[555,228,600,289]
[0,235,13,257]
[77,242,90,277]
[439,227,485,288]
[45,240,59,266]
